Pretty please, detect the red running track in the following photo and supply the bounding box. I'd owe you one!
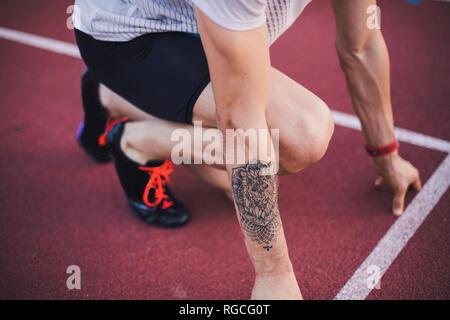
[0,0,448,299]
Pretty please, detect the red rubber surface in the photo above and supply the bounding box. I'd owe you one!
[0,0,448,299]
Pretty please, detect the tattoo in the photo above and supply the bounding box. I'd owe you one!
[231,160,281,251]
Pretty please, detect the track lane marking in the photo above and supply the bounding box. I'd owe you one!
[335,154,450,300]
[1,26,449,300]
[331,111,450,153]
[0,26,80,58]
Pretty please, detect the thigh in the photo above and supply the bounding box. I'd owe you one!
[193,67,333,172]
[193,67,329,138]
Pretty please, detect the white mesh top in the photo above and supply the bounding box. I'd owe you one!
[73,0,312,45]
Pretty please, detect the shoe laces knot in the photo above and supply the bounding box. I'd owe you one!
[98,116,129,147]
[139,160,174,209]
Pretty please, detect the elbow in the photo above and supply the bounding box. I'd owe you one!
[335,35,367,57]
[335,30,382,70]
[335,39,365,71]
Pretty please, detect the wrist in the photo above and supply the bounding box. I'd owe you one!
[365,139,398,157]
[252,250,293,276]
[372,150,400,171]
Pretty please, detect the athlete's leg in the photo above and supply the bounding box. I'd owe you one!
[98,83,232,199]
[99,84,154,121]
[100,65,333,299]
[100,67,334,175]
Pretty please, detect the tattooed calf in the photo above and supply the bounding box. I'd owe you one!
[231,160,281,251]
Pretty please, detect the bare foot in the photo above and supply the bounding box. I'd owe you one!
[251,271,303,300]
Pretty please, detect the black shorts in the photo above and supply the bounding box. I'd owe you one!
[75,29,210,124]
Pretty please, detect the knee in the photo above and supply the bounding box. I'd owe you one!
[305,101,334,164]
[279,99,334,175]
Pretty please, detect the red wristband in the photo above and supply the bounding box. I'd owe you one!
[365,140,398,157]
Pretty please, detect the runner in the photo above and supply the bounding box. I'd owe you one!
[74,0,421,299]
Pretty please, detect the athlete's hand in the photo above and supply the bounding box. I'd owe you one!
[372,152,422,216]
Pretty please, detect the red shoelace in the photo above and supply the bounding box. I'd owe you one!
[97,117,173,209]
[139,160,174,209]
[98,116,129,147]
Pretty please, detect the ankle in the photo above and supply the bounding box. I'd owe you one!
[252,267,302,300]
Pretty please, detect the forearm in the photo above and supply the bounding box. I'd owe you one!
[231,161,291,275]
[337,30,395,147]
[208,31,291,270]
[196,9,299,297]
[332,0,421,216]
[218,109,291,275]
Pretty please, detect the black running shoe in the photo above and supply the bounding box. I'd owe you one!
[107,121,190,227]
[76,69,111,162]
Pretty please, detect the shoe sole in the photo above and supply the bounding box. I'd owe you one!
[128,201,190,228]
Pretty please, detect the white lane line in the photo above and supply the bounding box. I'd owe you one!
[0,26,449,154]
[0,26,80,58]
[335,154,450,300]
[331,110,450,153]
